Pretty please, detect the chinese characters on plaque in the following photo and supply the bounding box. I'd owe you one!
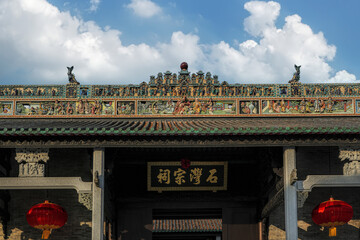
[147,162,227,191]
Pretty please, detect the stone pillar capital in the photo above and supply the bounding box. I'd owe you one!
[339,147,360,176]
[15,148,49,177]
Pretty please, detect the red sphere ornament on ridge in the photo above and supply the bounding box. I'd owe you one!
[312,197,353,237]
[180,62,188,71]
[181,158,191,169]
[26,200,68,239]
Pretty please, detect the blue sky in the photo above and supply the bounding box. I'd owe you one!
[0,0,359,85]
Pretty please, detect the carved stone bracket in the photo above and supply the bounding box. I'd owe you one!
[79,192,92,211]
[274,163,306,208]
[261,187,284,219]
[290,169,298,184]
[15,148,49,177]
[275,179,283,191]
[297,191,308,208]
[339,147,360,176]
[273,167,284,191]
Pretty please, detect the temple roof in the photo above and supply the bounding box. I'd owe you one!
[1,65,359,143]
[0,117,359,136]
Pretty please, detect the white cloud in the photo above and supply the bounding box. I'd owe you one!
[329,70,357,83]
[0,0,357,85]
[0,0,200,85]
[89,0,100,12]
[157,32,205,70]
[201,1,355,84]
[244,1,280,37]
[126,0,162,18]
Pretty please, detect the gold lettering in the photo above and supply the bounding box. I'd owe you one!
[190,168,203,185]
[174,168,186,185]
[157,169,171,184]
[206,169,218,183]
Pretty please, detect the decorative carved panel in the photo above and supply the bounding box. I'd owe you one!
[18,162,45,177]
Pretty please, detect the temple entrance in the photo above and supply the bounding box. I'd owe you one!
[106,147,282,240]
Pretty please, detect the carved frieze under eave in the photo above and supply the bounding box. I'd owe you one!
[3,135,360,148]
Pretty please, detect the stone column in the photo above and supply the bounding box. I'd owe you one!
[283,147,298,240]
[15,149,49,177]
[92,148,105,240]
[339,147,360,175]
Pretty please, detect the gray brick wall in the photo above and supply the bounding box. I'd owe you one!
[0,149,92,240]
[268,147,360,240]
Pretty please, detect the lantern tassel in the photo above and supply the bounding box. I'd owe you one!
[329,227,336,237]
[42,229,52,239]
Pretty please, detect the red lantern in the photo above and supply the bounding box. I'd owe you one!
[26,200,68,239]
[312,197,353,237]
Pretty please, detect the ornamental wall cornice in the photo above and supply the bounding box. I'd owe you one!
[1,134,360,148]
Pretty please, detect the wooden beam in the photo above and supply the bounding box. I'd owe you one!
[295,175,360,191]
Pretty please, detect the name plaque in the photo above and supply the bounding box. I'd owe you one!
[147,161,227,192]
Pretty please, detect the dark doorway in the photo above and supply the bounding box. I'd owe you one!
[108,147,282,240]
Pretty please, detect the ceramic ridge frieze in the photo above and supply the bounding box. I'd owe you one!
[2,82,360,99]
[0,80,360,117]
[0,85,65,98]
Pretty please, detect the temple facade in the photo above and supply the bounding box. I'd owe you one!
[1,63,360,240]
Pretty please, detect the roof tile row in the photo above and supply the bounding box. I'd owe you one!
[152,219,222,232]
[0,117,359,136]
